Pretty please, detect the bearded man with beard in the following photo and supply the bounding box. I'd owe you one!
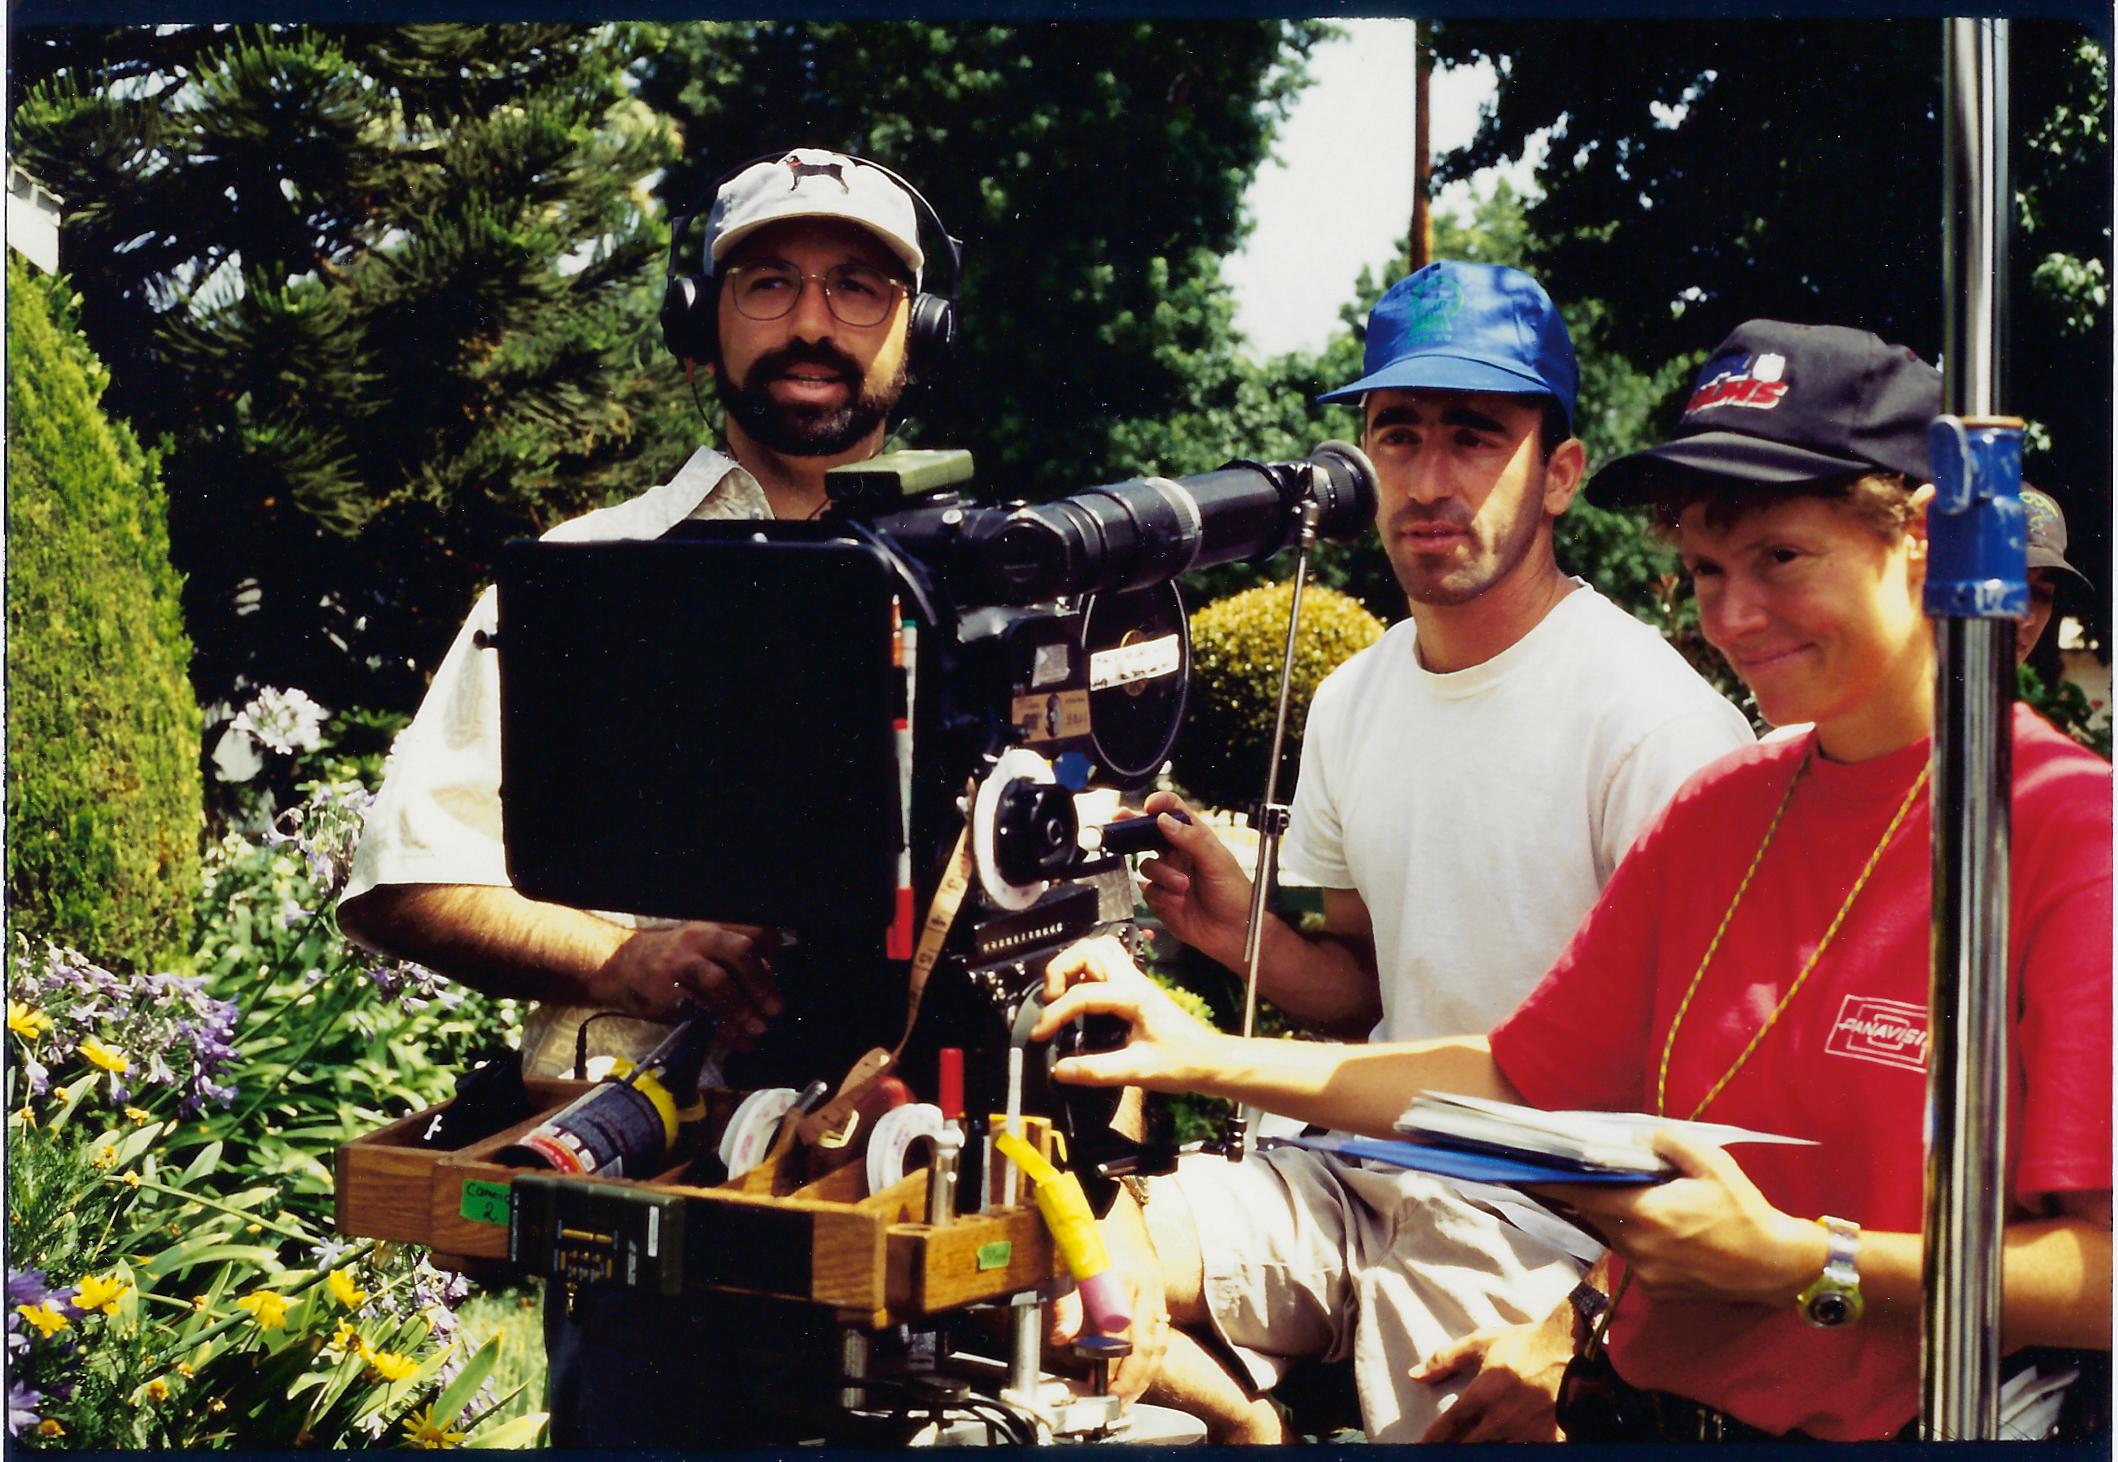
[1089,262,1756,1444]
[335,150,942,1445]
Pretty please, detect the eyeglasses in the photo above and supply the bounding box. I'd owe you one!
[723,262,906,328]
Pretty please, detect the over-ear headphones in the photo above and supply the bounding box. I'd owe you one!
[659,149,964,382]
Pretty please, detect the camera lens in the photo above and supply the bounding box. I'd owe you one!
[968,443,1377,604]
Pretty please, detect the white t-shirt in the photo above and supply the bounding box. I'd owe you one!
[341,446,771,1076]
[1281,581,1756,1046]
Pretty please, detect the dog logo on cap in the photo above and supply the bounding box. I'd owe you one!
[1685,349,1790,416]
[1393,268,1464,348]
[781,153,849,192]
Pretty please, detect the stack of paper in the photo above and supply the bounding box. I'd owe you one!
[1275,1092,1812,1188]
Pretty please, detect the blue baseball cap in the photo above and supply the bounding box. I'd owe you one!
[1317,261,1578,429]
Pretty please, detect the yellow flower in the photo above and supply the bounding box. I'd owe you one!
[7,1002,50,1039]
[142,1377,170,1402]
[244,1223,261,1234]
[75,1272,130,1316]
[189,1295,208,1311]
[36,1418,64,1438]
[175,1362,193,1378]
[78,1037,128,1074]
[326,1269,368,1309]
[16,1105,34,1128]
[327,1317,368,1358]
[121,1171,141,1189]
[90,1145,117,1169]
[123,1106,152,1124]
[367,1349,419,1382]
[400,1404,467,1449]
[235,1290,288,1330]
[208,1398,226,1415]
[16,1302,70,1338]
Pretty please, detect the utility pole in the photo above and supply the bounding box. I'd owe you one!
[1410,21,1432,272]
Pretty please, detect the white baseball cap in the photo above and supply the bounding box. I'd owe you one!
[705,148,924,284]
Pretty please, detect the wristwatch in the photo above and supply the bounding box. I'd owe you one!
[1796,1214,1864,1328]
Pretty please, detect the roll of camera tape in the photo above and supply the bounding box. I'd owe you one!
[865,1101,946,1195]
[719,1086,800,1179]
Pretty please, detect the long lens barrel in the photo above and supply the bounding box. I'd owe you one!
[969,441,1377,604]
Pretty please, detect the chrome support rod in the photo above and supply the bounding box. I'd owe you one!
[1225,496,1323,1161]
[1922,17,2016,1441]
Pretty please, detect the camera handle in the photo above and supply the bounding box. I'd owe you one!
[1220,494,1324,1164]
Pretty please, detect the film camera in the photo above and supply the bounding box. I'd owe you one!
[492,442,1375,1180]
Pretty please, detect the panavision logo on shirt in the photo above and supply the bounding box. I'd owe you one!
[1826,994,1929,1072]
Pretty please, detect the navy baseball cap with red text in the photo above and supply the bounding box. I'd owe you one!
[1587,321,1940,505]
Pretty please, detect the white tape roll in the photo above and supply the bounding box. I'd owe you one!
[718,1086,799,1179]
[865,1102,945,1195]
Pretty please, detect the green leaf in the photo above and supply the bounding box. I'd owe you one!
[140,1240,281,1282]
[431,1329,505,1427]
[467,1411,551,1449]
[177,1138,225,1184]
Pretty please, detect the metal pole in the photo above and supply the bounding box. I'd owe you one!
[1410,22,1432,273]
[1223,497,1323,1161]
[1922,17,2019,1441]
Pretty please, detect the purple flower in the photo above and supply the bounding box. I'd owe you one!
[7,1271,54,1309]
[8,1381,42,1437]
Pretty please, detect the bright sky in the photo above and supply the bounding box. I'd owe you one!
[1223,19,1534,362]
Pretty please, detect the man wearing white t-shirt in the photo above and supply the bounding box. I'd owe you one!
[1104,262,1755,1442]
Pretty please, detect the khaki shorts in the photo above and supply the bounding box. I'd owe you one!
[1148,1144,1584,1443]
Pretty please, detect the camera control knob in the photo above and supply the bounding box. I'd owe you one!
[992,778,1079,887]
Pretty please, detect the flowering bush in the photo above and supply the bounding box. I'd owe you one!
[10,942,239,1114]
[228,686,329,759]
[6,699,540,1447]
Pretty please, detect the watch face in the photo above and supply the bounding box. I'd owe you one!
[1807,1290,1856,1327]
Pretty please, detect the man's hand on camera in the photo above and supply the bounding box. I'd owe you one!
[1134,792,1253,967]
[600,922,781,1039]
[1410,1302,1575,1443]
[1032,935,1220,1093]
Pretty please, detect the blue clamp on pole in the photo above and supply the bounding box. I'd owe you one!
[1924,416,2027,620]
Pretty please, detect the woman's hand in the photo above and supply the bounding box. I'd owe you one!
[1536,1129,1826,1305]
[1031,935,1225,1093]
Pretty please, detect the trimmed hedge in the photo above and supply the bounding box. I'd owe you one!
[7,256,202,968]
[1175,579,1384,811]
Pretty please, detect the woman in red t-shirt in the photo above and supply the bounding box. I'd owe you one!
[1035,323,2110,1442]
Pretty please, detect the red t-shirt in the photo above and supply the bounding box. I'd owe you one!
[1490,704,2112,1440]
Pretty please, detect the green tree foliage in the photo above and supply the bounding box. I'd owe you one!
[11,24,685,715]
[1174,580,1384,809]
[634,20,1331,497]
[1428,18,2113,649]
[5,256,203,970]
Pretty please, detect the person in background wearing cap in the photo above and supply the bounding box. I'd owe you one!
[337,148,953,1445]
[1085,262,1754,1443]
[2019,485,2092,663]
[1034,320,2111,1442]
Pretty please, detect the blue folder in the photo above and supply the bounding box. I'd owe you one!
[1275,1132,1667,1186]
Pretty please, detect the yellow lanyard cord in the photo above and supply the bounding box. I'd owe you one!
[1656,745,1930,1122]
